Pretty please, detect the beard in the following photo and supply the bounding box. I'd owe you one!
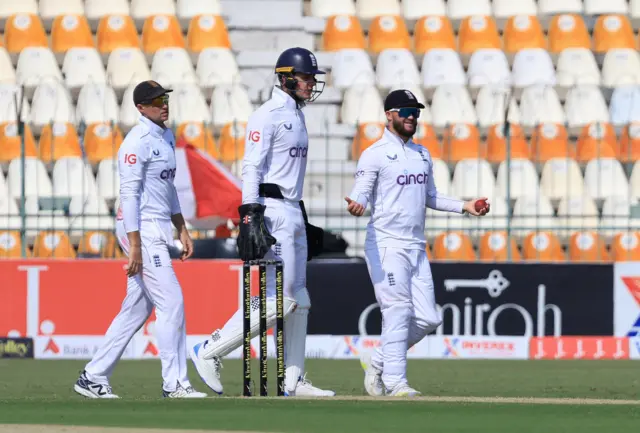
[392,118,417,138]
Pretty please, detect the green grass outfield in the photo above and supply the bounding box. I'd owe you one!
[1,359,640,433]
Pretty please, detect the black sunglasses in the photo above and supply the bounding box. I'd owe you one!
[389,107,421,119]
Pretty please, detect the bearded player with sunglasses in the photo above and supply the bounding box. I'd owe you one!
[73,81,207,399]
[345,89,491,397]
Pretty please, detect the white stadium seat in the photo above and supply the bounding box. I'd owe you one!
[609,86,640,126]
[355,0,401,19]
[68,195,114,233]
[630,162,640,200]
[0,48,15,84]
[564,85,609,132]
[540,158,585,201]
[512,49,556,91]
[24,195,70,233]
[493,0,538,20]
[601,196,640,236]
[331,49,375,90]
[29,79,75,134]
[7,157,53,199]
[0,195,21,230]
[196,48,242,93]
[310,0,356,17]
[447,0,492,20]
[169,83,210,125]
[210,84,253,127]
[584,0,628,15]
[467,49,512,90]
[0,85,29,124]
[403,0,446,19]
[341,85,386,126]
[512,195,558,237]
[130,0,176,22]
[15,48,62,98]
[52,157,99,198]
[475,86,521,128]
[519,85,566,130]
[422,49,466,95]
[430,85,477,129]
[538,0,583,15]
[451,158,496,199]
[555,49,601,98]
[106,48,152,93]
[583,158,630,201]
[76,83,119,126]
[0,0,38,19]
[431,158,452,195]
[177,0,222,19]
[602,49,640,88]
[96,159,119,200]
[376,49,420,89]
[151,48,197,89]
[496,158,540,199]
[557,195,601,232]
[39,0,84,26]
[85,0,129,24]
[119,82,141,132]
[62,47,107,93]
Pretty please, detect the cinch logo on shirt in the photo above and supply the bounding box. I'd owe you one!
[160,168,176,180]
[397,172,428,185]
[289,146,308,158]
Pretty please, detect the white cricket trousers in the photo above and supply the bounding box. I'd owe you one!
[84,219,190,393]
[364,247,442,389]
[213,198,310,391]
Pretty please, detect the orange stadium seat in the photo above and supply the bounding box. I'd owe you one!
[187,15,231,53]
[593,15,635,53]
[4,14,48,54]
[177,122,219,159]
[530,123,574,163]
[97,15,140,54]
[351,122,385,159]
[441,124,485,162]
[368,15,411,54]
[486,124,530,163]
[619,124,640,162]
[142,15,185,54]
[522,231,566,262]
[503,15,546,54]
[51,15,94,54]
[77,231,118,258]
[413,123,441,159]
[217,122,246,162]
[83,123,124,164]
[458,16,501,56]
[38,122,82,163]
[548,14,591,54]
[322,15,366,51]
[568,231,611,262]
[479,231,522,262]
[0,122,37,163]
[0,231,28,258]
[576,122,618,163]
[414,16,456,55]
[33,231,76,258]
[611,232,640,261]
[433,232,476,261]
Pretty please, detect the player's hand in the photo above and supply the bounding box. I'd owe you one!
[179,229,194,261]
[345,197,365,217]
[125,245,143,277]
[463,197,490,217]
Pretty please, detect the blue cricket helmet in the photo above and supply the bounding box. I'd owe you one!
[275,47,325,102]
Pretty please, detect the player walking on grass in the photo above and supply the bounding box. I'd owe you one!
[73,81,207,399]
[189,47,335,397]
[346,89,490,397]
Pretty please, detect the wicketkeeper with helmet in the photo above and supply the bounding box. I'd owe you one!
[190,47,335,397]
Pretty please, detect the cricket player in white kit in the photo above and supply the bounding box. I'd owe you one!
[346,90,490,397]
[190,48,335,397]
[73,81,207,399]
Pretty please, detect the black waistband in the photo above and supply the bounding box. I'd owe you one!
[259,183,285,199]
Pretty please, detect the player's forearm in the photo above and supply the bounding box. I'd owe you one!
[171,213,187,233]
[126,230,142,248]
[426,192,465,213]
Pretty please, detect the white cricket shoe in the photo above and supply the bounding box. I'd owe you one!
[360,352,384,397]
[286,374,336,397]
[386,383,422,397]
[190,340,224,394]
[163,383,208,398]
[73,371,120,399]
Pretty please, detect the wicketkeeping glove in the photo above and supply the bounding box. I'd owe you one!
[237,203,277,262]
